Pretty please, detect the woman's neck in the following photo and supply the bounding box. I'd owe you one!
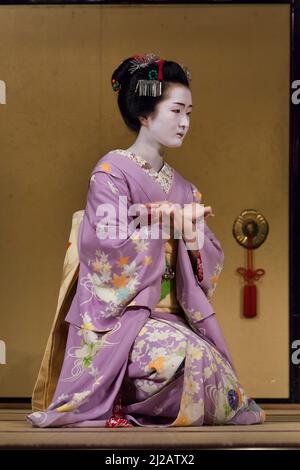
[126,135,165,173]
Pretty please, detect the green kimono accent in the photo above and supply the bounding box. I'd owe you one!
[160,277,172,300]
[160,260,174,300]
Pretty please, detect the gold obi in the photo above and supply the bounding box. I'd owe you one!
[155,238,182,313]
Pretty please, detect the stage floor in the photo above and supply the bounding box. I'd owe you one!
[1,408,300,449]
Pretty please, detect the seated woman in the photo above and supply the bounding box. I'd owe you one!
[27,53,265,428]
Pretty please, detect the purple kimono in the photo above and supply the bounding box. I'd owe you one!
[27,149,265,427]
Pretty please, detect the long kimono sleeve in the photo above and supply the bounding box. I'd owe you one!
[186,183,235,371]
[65,162,165,332]
[189,183,225,301]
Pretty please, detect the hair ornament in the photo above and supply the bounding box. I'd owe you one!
[128,52,160,74]
[148,69,158,80]
[111,78,121,93]
[130,53,166,97]
[112,52,191,96]
[179,63,192,82]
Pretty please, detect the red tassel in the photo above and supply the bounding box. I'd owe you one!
[237,236,265,318]
[243,284,257,318]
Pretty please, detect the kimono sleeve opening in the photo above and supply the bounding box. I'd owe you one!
[184,183,234,371]
[72,167,165,332]
[189,183,225,300]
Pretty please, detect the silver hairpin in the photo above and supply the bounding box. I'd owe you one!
[134,79,162,97]
[128,52,160,74]
[179,63,192,82]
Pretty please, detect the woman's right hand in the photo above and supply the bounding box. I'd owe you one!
[181,203,214,247]
[141,201,214,239]
[183,202,214,224]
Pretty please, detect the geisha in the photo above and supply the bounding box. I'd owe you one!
[27,53,265,428]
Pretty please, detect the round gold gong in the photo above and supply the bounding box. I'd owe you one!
[232,209,269,249]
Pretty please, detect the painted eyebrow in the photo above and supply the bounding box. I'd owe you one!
[172,102,193,108]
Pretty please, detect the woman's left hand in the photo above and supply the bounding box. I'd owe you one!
[142,201,182,238]
[142,201,214,240]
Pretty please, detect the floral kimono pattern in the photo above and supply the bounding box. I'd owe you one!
[27,149,265,428]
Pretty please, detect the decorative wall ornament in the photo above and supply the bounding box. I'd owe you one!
[233,209,269,318]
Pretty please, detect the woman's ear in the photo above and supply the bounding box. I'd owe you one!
[138,115,148,127]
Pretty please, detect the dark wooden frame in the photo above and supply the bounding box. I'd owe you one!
[0,0,299,404]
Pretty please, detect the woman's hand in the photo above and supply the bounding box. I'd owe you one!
[183,202,214,224]
[142,201,181,238]
[142,201,214,240]
[181,203,214,247]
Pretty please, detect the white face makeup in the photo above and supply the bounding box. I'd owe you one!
[145,84,192,148]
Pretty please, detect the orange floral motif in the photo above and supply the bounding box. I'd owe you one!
[112,274,129,289]
[194,191,202,201]
[91,259,102,272]
[100,163,111,172]
[172,414,189,426]
[210,273,219,286]
[236,386,243,406]
[148,356,165,373]
[116,256,129,267]
[143,256,153,265]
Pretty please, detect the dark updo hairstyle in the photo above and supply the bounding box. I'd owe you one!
[111,54,191,133]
